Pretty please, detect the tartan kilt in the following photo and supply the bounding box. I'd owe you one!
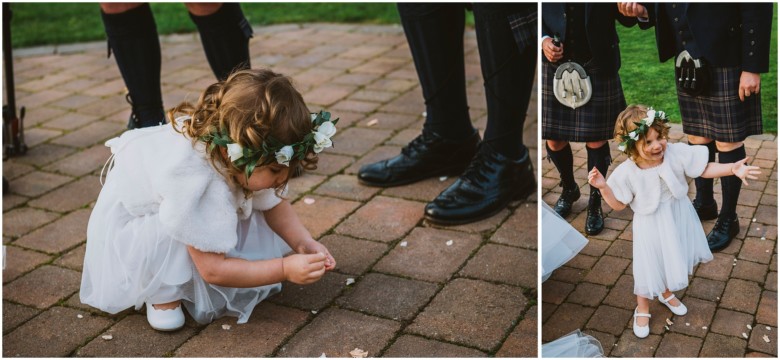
[677,66,763,142]
[542,62,626,142]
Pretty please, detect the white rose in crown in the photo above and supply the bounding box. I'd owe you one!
[629,131,639,141]
[618,143,626,152]
[643,109,656,126]
[226,143,244,162]
[275,145,294,166]
[657,110,666,120]
[312,121,336,153]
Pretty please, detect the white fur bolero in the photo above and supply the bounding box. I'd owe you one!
[606,143,709,215]
[99,123,283,253]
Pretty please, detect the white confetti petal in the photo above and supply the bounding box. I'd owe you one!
[445,240,453,246]
[686,323,690,326]
[742,332,749,339]
[400,241,408,247]
[666,318,673,326]
[748,324,753,330]
[222,324,231,330]
[320,353,327,358]
[311,310,318,314]
[422,111,427,117]
[346,278,355,286]
[767,326,772,331]
[761,236,766,240]
[665,325,670,331]
[349,348,368,358]
[752,218,757,222]
[101,334,113,340]
[763,334,771,343]
[703,326,708,330]
[303,197,316,205]
[439,176,448,182]
[77,314,83,319]
[717,297,720,300]
[366,119,379,127]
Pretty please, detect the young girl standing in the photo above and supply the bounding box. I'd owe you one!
[587,105,760,338]
[81,69,338,331]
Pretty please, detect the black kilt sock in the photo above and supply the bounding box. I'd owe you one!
[694,141,718,206]
[546,143,577,190]
[718,145,747,220]
[101,4,164,127]
[586,142,611,193]
[190,3,253,81]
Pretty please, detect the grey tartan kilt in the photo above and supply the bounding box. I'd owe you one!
[542,62,626,142]
[677,66,763,142]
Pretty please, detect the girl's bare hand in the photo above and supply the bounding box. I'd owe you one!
[588,167,607,189]
[731,157,762,185]
[282,253,327,284]
[299,239,336,270]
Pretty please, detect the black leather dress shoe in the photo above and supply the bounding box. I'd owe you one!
[585,189,604,235]
[692,199,718,221]
[553,185,581,218]
[358,129,479,187]
[707,215,739,251]
[423,144,535,225]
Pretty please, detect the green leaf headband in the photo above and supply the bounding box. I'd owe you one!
[617,107,669,154]
[199,110,339,179]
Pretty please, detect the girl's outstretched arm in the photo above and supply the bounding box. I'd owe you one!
[186,246,327,287]
[264,200,336,270]
[588,167,627,211]
[700,157,761,185]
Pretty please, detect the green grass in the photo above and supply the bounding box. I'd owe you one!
[9,3,402,48]
[617,4,778,134]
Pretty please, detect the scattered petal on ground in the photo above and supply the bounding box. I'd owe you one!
[222,324,231,330]
[747,324,753,330]
[101,334,113,341]
[303,197,316,205]
[446,240,453,246]
[77,314,83,319]
[742,332,749,339]
[664,325,670,331]
[767,326,772,331]
[366,119,379,127]
[400,241,407,247]
[439,176,448,181]
[666,318,673,326]
[319,353,327,358]
[763,335,771,343]
[311,310,318,314]
[686,323,690,326]
[702,326,708,330]
[349,348,368,358]
[346,278,355,286]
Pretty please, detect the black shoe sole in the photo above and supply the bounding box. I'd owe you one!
[423,180,536,226]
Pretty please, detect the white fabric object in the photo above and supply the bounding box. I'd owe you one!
[606,142,713,299]
[81,123,291,324]
[542,202,588,282]
[542,329,604,358]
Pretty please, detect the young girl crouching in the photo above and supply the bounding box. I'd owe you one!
[587,104,760,338]
[80,69,338,331]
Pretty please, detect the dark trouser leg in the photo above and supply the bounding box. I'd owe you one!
[472,3,535,160]
[585,143,611,235]
[397,3,475,142]
[546,143,580,217]
[189,3,253,81]
[101,4,164,128]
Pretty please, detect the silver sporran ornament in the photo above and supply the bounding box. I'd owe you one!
[553,62,592,109]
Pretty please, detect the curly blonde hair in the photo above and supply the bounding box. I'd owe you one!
[169,68,318,196]
[614,104,670,161]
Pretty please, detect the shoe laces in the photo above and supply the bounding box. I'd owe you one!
[400,130,436,157]
[460,147,493,186]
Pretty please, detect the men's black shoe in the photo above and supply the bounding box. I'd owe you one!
[585,189,605,235]
[707,215,739,251]
[126,94,165,129]
[358,129,480,187]
[423,144,535,225]
[553,185,580,218]
[692,199,718,221]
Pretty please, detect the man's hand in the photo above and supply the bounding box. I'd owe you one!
[617,3,648,18]
[542,37,564,63]
[739,71,761,102]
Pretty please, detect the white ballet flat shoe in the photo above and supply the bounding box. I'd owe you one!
[146,302,184,331]
[633,308,651,338]
[659,293,688,316]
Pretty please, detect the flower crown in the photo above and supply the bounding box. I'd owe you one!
[199,110,339,179]
[617,107,669,154]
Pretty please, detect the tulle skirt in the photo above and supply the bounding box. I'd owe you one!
[542,202,589,282]
[632,197,713,299]
[542,329,604,358]
[80,199,291,324]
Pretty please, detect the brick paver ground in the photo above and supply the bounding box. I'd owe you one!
[2,24,537,357]
[542,127,778,357]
